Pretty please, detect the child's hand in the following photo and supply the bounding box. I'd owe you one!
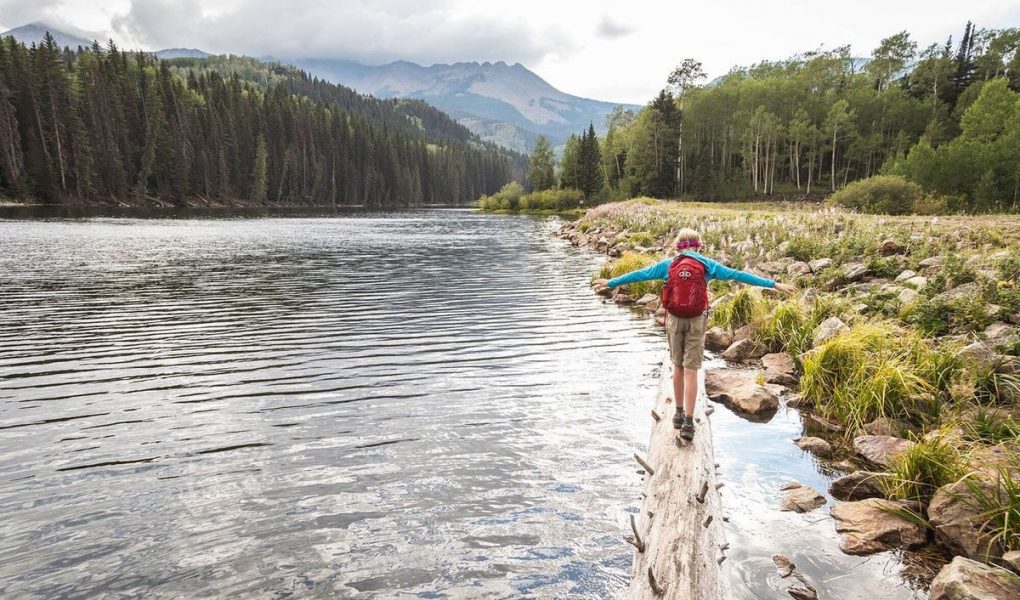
[774,282,797,294]
[593,278,610,288]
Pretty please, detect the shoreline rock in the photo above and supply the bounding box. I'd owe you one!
[929,556,1020,600]
[853,435,913,468]
[704,369,779,420]
[831,498,927,555]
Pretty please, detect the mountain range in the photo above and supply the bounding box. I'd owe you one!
[0,22,636,154]
[290,58,639,153]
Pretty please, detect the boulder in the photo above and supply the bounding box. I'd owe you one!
[984,322,1014,346]
[853,435,913,467]
[904,275,928,289]
[880,239,905,256]
[804,413,843,433]
[722,339,769,362]
[933,282,983,304]
[781,482,826,513]
[919,256,945,268]
[929,556,1020,600]
[704,369,780,418]
[758,259,793,274]
[704,327,734,353]
[808,258,832,272]
[843,263,869,282]
[787,394,811,410]
[895,269,917,283]
[898,287,920,305]
[794,436,833,458]
[829,471,886,501]
[613,293,635,305]
[766,369,799,387]
[928,479,1004,563]
[763,352,798,386]
[733,324,753,341]
[635,293,659,306]
[594,284,613,298]
[830,499,927,555]
[788,261,812,277]
[863,416,898,437]
[813,316,849,345]
[1003,550,1020,575]
[958,341,998,367]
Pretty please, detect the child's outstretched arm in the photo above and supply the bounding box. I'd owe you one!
[595,257,672,289]
[703,257,796,293]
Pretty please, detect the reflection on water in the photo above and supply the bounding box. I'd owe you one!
[0,209,927,599]
[0,210,662,599]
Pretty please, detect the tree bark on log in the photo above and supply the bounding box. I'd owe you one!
[628,357,730,599]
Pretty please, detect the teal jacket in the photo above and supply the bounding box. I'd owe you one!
[606,251,776,289]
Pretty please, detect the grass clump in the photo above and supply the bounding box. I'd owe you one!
[598,252,663,299]
[965,409,1020,444]
[883,431,966,504]
[710,288,767,331]
[801,323,938,433]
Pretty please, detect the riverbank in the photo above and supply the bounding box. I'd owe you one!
[561,198,1020,597]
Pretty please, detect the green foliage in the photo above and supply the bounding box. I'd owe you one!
[477,181,525,211]
[710,288,766,330]
[527,136,555,192]
[924,254,978,295]
[882,432,965,505]
[800,323,938,433]
[966,409,1020,444]
[517,188,585,212]
[0,38,519,206]
[904,297,991,336]
[828,175,924,215]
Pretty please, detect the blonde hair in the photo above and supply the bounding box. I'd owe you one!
[673,228,701,247]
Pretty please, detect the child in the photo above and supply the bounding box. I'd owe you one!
[595,228,795,440]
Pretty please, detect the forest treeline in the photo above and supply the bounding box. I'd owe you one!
[516,23,1019,214]
[0,34,522,207]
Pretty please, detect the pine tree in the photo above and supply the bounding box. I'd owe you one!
[527,135,555,191]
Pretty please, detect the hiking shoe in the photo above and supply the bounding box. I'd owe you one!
[680,421,695,441]
[673,410,684,429]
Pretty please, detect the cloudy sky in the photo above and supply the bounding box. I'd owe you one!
[1,0,1018,104]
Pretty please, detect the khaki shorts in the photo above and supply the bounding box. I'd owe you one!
[666,313,708,370]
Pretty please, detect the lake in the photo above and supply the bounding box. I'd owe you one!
[0,209,927,598]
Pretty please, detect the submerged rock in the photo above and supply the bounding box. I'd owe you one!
[929,556,1020,600]
[781,482,826,512]
[830,498,927,555]
[829,471,886,501]
[705,327,733,353]
[704,369,779,418]
[794,436,833,458]
[853,435,912,467]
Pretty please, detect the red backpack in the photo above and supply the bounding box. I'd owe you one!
[661,254,708,318]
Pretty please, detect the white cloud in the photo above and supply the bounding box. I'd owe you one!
[2,0,1018,104]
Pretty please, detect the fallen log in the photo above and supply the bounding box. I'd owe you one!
[628,357,730,599]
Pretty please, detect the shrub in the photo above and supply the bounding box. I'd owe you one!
[518,188,585,211]
[904,297,991,336]
[828,175,924,215]
[883,431,965,505]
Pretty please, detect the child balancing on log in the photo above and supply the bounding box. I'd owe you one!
[595,228,796,440]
